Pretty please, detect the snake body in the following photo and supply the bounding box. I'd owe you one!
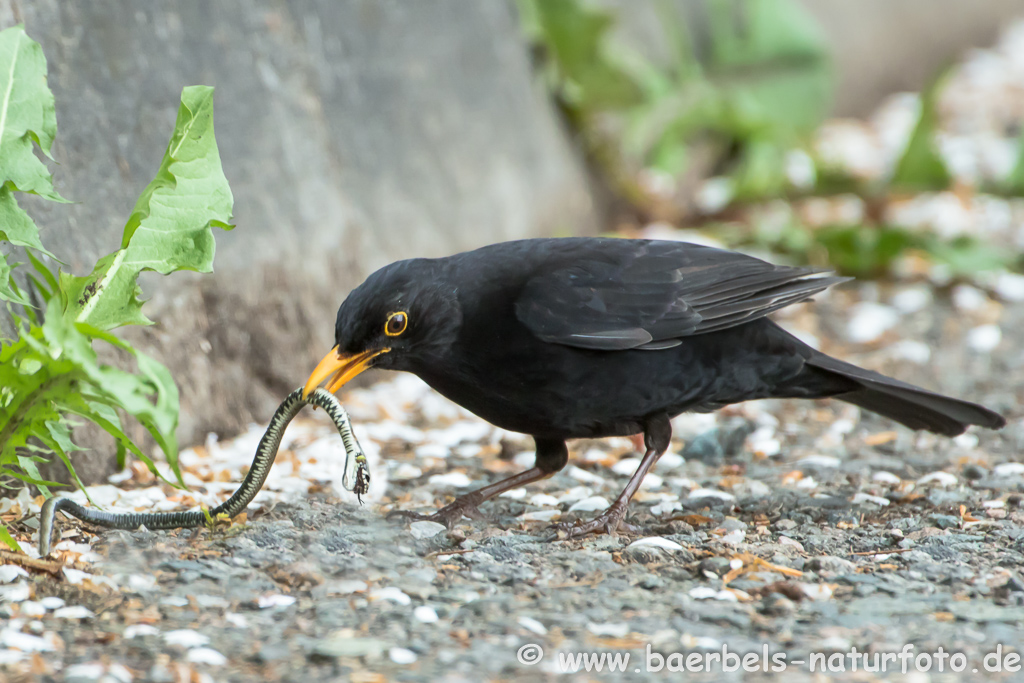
[39,387,368,556]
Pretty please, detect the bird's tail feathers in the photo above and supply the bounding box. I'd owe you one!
[806,353,1005,437]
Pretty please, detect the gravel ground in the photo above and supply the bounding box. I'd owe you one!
[2,280,1023,683]
[5,21,1024,683]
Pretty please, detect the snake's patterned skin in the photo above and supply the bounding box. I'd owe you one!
[39,388,368,556]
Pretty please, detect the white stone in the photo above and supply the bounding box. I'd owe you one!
[389,647,418,664]
[952,284,989,311]
[586,622,630,638]
[626,537,684,552]
[994,271,1024,301]
[687,488,735,501]
[994,463,1024,477]
[846,302,899,343]
[187,648,228,665]
[0,565,29,583]
[369,587,411,605]
[409,521,446,539]
[890,285,933,313]
[967,324,1002,352]
[163,629,210,648]
[852,493,890,506]
[124,624,160,639]
[257,594,296,609]
[917,471,958,487]
[427,472,472,488]
[528,494,560,507]
[872,471,902,485]
[413,606,439,623]
[890,339,931,364]
[53,605,94,619]
[568,496,610,513]
[798,455,841,469]
[517,616,548,635]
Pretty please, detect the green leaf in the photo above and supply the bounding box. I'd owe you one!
[706,0,832,134]
[0,184,53,255]
[527,0,641,111]
[1005,124,1024,195]
[891,76,952,191]
[0,252,30,305]
[0,26,64,201]
[61,85,234,330]
[0,524,20,552]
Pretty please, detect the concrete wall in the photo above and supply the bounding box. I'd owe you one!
[0,0,598,481]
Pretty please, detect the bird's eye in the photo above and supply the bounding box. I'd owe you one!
[385,311,408,337]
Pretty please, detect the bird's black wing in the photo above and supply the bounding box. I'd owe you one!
[514,240,849,350]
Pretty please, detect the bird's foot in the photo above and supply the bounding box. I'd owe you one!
[546,504,639,541]
[387,496,485,529]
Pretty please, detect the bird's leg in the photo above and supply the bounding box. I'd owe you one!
[549,415,672,540]
[388,467,553,528]
[388,438,568,529]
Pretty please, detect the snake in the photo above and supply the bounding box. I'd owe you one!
[38,387,369,556]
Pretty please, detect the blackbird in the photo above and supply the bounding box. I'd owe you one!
[304,237,1006,537]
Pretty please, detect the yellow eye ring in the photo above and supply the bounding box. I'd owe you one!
[385,311,408,337]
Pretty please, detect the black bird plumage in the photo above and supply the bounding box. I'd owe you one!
[306,237,1006,537]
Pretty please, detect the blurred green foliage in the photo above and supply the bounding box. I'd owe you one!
[519,0,832,205]
[519,0,1024,278]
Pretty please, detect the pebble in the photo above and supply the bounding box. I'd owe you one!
[409,521,446,539]
[528,493,560,507]
[993,271,1024,301]
[413,606,439,623]
[798,455,841,469]
[427,472,472,488]
[852,492,890,506]
[369,587,411,605]
[0,566,29,583]
[187,648,228,665]
[0,628,54,652]
[993,463,1024,477]
[63,663,106,682]
[389,647,418,664]
[257,595,296,609]
[124,624,160,639]
[163,630,210,648]
[917,472,958,487]
[872,471,902,485]
[53,606,94,619]
[517,616,547,635]
[586,622,630,637]
[846,302,899,343]
[626,537,685,552]
[890,339,931,364]
[953,284,989,311]
[687,488,735,501]
[967,324,1002,351]
[568,496,610,512]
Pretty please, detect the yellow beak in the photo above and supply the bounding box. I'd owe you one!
[303,346,390,398]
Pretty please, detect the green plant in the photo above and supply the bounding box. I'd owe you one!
[0,26,233,550]
[519,0,832,209]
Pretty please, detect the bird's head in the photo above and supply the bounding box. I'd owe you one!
[303,258,461,398]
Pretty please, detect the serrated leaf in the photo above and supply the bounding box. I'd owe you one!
[0,524,20,551]
[891,76,951,191]
[61,85,233,330]
[0,252,30,305]
[0,26,64,201]
[0,184,52,254]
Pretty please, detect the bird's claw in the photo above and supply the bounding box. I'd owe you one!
[387,497,485,529]
[546,506,639,541]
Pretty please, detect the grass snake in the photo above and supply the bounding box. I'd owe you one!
[39,387,368,556]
